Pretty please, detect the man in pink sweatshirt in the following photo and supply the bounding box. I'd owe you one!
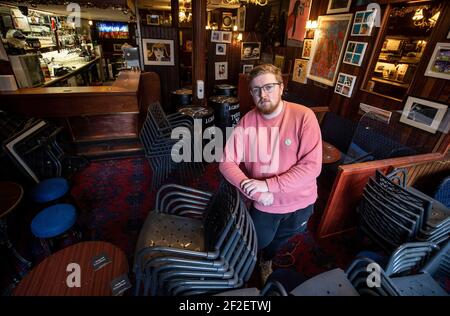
[219,64,322,283]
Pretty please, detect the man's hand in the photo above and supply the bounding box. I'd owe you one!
[240,179,269,197]
[257,192,274,206]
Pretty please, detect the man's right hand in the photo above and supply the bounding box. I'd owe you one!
[257,192,274,206]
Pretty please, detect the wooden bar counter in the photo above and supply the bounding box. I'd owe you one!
[0,70,144,158]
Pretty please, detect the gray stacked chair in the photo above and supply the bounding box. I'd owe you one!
[358,168,450,252]
[347,241,450,296]
[214,280,288,296]
[133,180,257,296]
[139,102,204,188]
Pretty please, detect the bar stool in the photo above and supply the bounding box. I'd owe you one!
[29,177,70,205]
[30,203,79,255]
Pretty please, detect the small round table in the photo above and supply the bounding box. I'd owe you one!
[13,241,129,296]
[0,181,33,273]
[322,141,342,164]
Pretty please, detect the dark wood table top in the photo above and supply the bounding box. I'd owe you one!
[13,241,129,296]
[322,141,342,164]
[0,181,23,219]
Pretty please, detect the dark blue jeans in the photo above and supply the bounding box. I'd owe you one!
[249,204,314,261]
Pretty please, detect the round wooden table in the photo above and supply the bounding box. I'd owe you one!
[0,181,32,269]
[13,241,129,296]
[322,141,342,164]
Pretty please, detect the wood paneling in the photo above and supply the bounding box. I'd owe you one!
[317,151,448,239]
[285,0,450,155]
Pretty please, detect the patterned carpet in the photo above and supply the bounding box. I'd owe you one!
[69,157,365,285]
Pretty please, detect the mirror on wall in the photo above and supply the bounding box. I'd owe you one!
[362,2,442,101]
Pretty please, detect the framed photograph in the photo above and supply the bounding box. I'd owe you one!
[400,97,448,134]
[334,72,357,98]
[292,59,309,84]
[215,62,228,80]
[424,42,450,80]
[343,41,368,66]
[142,39,174,66]
[274,55,285,70]
[351,10,377,36]
[286,0,312,43]
[113,44,123,52]
[147,14,160,26]
[305,29,315,39]
[242,64,253,74]
[302,39,313,59]
[221,31,232,43]
[211,30,221,43]
[216,43,226,55]
[241,42,261,60]
[237,6,246,31]
[307,14,353,86]
[327,0,352,14]
[222,12,233,30]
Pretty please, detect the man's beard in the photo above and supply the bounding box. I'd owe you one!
[256,98,280,115]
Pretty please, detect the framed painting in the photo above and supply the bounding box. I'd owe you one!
[343,41,368,66]
[241,42,261,60]
[237,6,246,31]
[334,72,357,97]
[142,39,174,66]
[242,64,253,74]
[216,43,226,55]
[292,59,309,84]
[327,0,352,14]
[286,0,312,44]
[307,14,353,86]
[424,42,450,80]
[302,39,313,59]
[221,31,232,43]
[400,97,448,134]
[147,14,160,26]
[215,62,228,80]
[351,10,377,36]
[211,30,221,43]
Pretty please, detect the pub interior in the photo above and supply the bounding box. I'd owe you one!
[0,0,449,297]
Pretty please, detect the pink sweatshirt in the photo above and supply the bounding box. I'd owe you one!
[219,101,322,214]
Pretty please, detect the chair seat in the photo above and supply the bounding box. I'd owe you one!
[290,268,360,296]
[31,204,76,238]
[391,273,448,296]
[135,212,205,257]
[30,178,69,203]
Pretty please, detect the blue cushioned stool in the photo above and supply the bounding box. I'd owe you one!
[30,177,70,204]
[31,203,79,255]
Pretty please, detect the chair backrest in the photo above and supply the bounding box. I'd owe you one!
[320,111,356,153]
[433,176,450,208]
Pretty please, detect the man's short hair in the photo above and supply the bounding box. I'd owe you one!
[248,64,283,84]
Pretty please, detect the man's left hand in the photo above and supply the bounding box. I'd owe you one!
[240,179,269,197]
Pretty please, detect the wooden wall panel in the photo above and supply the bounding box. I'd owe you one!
[285,0,450,155]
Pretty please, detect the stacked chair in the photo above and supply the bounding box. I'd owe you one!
[358,168,450,252]
[347,241,450,295]
[133,180,257,296]
[139,102,204,188]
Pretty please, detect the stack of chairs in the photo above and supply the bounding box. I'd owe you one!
[133,180,257,296]
[358,168,450,252]
[139,102,204,188]
[347,241,450,295]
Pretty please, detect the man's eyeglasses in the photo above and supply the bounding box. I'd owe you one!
[249,82,281,96]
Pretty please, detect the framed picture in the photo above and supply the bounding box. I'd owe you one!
[113,44,123,52]
[237,6,246,31]
[142,39,174,66]
[307,14,353,86]
[222,12,233,30]
[185,40,192,52]
[334,72,357,98]
[211,30,221,43]
[351,10,377,36]
[292,59,309,84]
[242,64,253,74]
[147,14,160,26]
[216,43,226,55]
[399,97,448,134]
[305,29,315,39]
[424,42,450,80]
[241,42,261,60]
[302,39,313,59]
[274,55,285,70]
[221,31,232,43]
[286,0,312,43]
[215,62,228,80]
[327,0,352,14]
[343,41,368,66]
